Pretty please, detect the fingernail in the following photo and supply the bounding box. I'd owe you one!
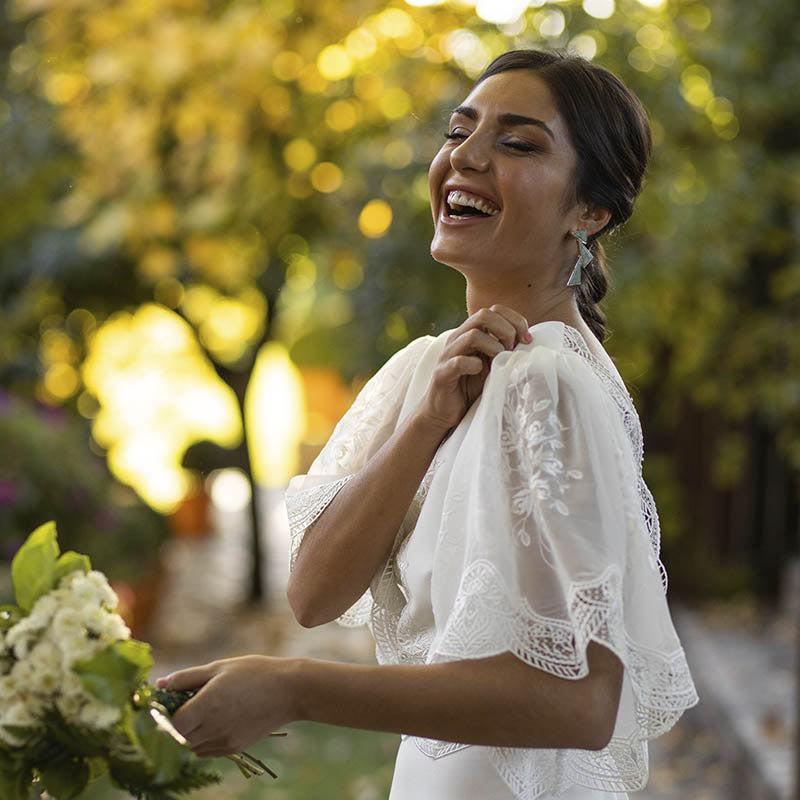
[524,332,532,343]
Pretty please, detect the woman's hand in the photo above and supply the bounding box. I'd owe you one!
[157,655,299,757]
[417,304,531,433]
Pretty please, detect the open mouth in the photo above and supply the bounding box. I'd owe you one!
[445,189,500,219]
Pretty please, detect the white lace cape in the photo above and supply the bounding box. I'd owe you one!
[285,321,698,800]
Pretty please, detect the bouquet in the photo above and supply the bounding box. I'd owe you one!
[0,522,276,800]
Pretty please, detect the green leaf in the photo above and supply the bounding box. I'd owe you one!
[11,521,60,613]
[134,707,192,785]
[53,551,91,585]
[37,757,90,800]
[0,750,34,800]
[86,756,108,782]
[0,606,22,631]
[74,641,151,708]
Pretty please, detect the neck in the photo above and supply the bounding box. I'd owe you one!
[465,277,585,332]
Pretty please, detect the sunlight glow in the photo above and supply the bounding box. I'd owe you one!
[245,343,306,487]
[82,304,242,511]
[583,0,615,19]
[475,0,527,25]
[208,468,252,512]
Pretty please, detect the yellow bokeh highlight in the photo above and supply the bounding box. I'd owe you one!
[272,50,304,81]
[139,246,176,282]
[317,45,353,81]
[181,284,267,365]
[285,254,317,291]
[245,343,306,486]
[298,64,327,94]
[636,24,665,50]
[680,65,714,108]
[383,139,414,169]
[44,363,80,400]
[40,329,78,365]
[325,99,360,131]
[359,199,393,238]
[310,161,343,193]
[82,304,243,511]
[332,257,364,290]
[379,87,411,120]
[283,138,317,171]
[44,72,91,104]
[345,28,377,60]
[375,8,415,38]
[354,73,384,101]
[260,86,292,124]
[583,0,615,19]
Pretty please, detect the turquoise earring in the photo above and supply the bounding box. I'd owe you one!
[567,229,593,287]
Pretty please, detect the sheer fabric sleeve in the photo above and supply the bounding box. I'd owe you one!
[285,336,433,627]
[418,328,697,796]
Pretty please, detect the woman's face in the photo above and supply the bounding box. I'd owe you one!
[428,70,584,282]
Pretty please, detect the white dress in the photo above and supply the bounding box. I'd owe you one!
[286,321,697,800]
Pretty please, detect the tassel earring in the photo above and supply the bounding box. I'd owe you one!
[566,229,593,287]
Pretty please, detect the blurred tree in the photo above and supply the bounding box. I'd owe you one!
[1,0,797,600]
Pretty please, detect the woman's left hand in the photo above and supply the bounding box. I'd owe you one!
[157,655,299,757]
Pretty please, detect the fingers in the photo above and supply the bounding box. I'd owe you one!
[451,305,531,352]
[157,662,218,692]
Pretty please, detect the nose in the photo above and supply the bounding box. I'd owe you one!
[449,133,490,173]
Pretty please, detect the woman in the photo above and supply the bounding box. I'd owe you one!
[160,50,698,799]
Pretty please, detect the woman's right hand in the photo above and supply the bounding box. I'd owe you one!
[416,304,531,434]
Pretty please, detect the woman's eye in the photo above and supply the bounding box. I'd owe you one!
[503,141,539,152]
[444,129,468,140]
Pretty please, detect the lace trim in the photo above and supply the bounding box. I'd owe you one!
[424,559,695,792]
[286,476,353,570]
[561,325,665,587]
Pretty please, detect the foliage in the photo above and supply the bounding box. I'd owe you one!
[1,0,798,594]
[0,522,223,799]
[0,392,167,593]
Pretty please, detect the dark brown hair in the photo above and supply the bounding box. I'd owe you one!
[475,50,652,343]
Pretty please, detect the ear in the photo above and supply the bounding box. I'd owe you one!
[574,204,612,238]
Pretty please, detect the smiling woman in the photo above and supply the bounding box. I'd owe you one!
[159,50,697,800]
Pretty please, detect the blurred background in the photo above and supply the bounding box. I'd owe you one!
[0,0,797,797]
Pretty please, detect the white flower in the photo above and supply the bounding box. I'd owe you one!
[68,573,107,608]
[56,690,83,720]
[85,571,118,610]
[0,674,21,704]
[0,701,42,747]
[52,607,83,638]
[29,640,61,673]
[29,593,59,627]
[5,616,44,659]
[78,698,121,730]
[59,632,102,667]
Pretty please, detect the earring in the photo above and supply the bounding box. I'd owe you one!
[566,229,593,287]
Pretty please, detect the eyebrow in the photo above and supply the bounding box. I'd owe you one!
[450,105,555,141]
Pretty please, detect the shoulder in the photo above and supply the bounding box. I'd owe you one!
[487,321,631,428]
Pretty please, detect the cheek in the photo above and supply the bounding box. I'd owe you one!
[428,148,449,203]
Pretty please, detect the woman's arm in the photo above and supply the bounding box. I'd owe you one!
[287,410,448,628]
[287,305,532,627]
[161,643,623,757]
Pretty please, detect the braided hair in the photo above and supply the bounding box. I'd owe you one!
[474,50,652,343]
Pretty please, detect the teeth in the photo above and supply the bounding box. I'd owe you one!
[446,190,499,216]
